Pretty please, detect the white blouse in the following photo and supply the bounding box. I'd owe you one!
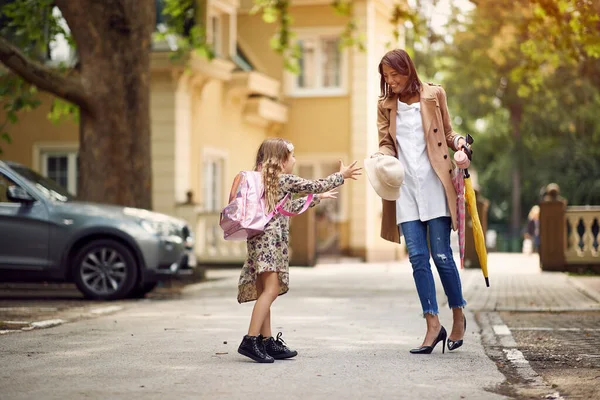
[395,99,449,225]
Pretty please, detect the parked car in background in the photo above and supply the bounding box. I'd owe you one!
[0,160,195,300]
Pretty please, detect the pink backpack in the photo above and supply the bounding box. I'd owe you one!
[219,171,314,241]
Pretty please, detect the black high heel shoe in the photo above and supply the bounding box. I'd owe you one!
[448,317,467,351]
[410,326,447,354]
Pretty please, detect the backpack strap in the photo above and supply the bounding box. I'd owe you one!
[265,193,314,218]
[276,194,314,217]
[265,193,289,220]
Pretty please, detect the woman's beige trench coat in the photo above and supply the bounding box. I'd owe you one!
[377,82,461,244]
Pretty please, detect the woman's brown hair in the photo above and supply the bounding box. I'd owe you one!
[254,138,293,213]
[378,49,422,99]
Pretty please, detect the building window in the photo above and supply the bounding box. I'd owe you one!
[41,151,78,195]
[203,157,224,212]
[286,30,347,97]
[232,45,254,71]
[210,14,223,57]
[155,0,166,27]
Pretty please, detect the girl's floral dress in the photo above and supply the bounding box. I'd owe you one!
[237,172,344,303]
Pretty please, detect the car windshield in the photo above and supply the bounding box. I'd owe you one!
[11,165,75,202]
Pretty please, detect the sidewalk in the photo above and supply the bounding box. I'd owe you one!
[458,253,600,312]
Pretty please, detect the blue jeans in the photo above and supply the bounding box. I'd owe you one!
[400,217,467,316]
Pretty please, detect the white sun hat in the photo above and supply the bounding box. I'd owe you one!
[364,155,404,201]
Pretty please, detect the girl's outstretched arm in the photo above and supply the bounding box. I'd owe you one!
[280,172,344,195]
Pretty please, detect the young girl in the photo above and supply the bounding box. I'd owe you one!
[237,138,361,363]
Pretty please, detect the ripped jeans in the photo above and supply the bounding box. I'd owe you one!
[400,217,467,316]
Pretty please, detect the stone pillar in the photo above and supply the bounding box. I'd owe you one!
[290,210,317,266]
[349,0,375,260]
[349,0,403,261]
[539,183,567,271]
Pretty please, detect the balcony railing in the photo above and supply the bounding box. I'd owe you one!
[195,211,247,264]
[565,206,600,264]
[175,204,247,265]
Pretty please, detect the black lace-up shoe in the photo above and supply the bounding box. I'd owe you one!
[238,335,274,363]
[264,332,298,359]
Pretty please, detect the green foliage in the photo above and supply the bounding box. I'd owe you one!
[389,1,421,51]
[251,0,301,73]
[0,74,42,154]
[516,0,600,96]
[48,98,79,124]
[0,0,77,154]
[1,0,72,60]
[250,0,367,73]
[155,0,215,61]
[332,1,365,52]
[440,0,600,231]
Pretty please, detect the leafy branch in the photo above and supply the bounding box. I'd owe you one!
[155,0,214,61]
[251,0,300,73]
[0,0,81,153]
[250,0,368,73]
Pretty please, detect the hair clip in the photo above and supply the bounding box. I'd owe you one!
[286,142,294,152]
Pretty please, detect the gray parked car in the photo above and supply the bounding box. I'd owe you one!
[0,160,195,300]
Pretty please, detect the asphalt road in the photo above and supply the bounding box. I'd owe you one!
[1,264,507,400]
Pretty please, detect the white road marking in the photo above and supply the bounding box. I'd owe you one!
[90,306,123,315]
[503,348,529,364]
[0,330,20,335]
[493,324,511,335]
[30,319,65,329]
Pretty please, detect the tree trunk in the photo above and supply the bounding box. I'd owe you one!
[509,104,522,239]
[58,0,155,209]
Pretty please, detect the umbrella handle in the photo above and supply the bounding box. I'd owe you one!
[461,134,474,178]
[461,144,472,161]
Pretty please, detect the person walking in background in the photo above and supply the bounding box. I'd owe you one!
[524,205,540,254]
[237,138,362,363]
[371,49,470,354]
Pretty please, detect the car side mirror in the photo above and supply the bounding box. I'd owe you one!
[7,185,35,204]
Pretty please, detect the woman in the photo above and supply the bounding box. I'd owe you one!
[525,205,540,253]
[372,49,470,354]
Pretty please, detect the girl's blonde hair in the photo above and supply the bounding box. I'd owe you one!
[254,138,294,212]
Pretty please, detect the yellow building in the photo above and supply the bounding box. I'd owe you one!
[1,0,406,265]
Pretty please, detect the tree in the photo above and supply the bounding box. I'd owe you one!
[1,0,155,208]
[442,0,533,238]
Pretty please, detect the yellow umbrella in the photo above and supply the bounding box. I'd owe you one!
[462,135,489,287]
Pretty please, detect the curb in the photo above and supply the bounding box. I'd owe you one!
[477,311,565,399]
[567,276,600,304]
[0,305,124,335]
[0,319,65,334]
[29,319,66,330]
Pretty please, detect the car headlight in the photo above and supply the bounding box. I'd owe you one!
[140,220,173,237]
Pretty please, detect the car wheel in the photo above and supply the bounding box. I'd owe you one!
[72,239,138,300]
[127,281,158,298]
